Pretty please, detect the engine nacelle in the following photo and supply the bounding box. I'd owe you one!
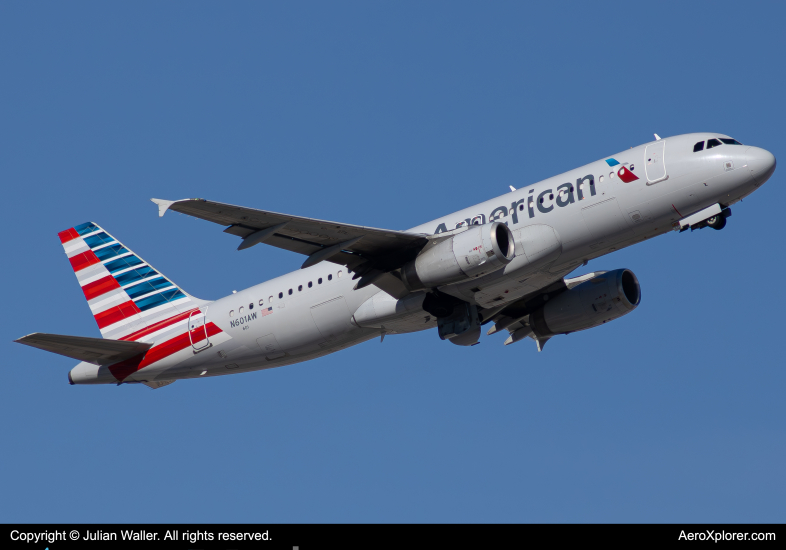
[529,269,641,337]
[401,222,514,290]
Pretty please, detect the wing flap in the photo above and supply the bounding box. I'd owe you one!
[15,333,153,366]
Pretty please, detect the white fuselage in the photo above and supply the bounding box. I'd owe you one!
[70,132,776,384]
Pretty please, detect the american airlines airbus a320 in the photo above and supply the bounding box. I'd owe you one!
[16,133,776,389]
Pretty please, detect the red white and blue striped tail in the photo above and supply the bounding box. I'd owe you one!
[58,222,205,340]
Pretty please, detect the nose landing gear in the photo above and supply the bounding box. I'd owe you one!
[692,207,732,231]
[706,214,727,230]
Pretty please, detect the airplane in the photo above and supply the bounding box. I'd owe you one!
[15,133,776,389]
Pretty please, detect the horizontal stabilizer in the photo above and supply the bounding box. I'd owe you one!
[15,333,152,366]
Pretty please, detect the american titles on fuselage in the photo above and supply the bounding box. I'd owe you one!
[434,173,598,234]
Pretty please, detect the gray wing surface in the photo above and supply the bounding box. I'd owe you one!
[152,198,429,298]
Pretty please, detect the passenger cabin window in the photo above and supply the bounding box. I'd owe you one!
[298,285,303,291]
[259,299,264,306]
[288,289,293,295]
[278,292,283,299]
[249,303,253,310]
[338,270,343,278]
[328,274,333,281]
[239,306,244,314]
[308,281,313,288]
[706,138,722,149]
[693,141,705,152]
[720,138,743,145]
[318,278,323,284]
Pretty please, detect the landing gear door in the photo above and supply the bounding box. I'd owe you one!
[645,140,668,184]
[188,308,212,352]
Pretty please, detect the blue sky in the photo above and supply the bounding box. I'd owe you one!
[1,1,784,522]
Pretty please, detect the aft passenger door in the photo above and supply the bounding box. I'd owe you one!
[188,308,212,352]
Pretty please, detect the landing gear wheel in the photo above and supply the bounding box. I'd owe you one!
[706,215,726,230]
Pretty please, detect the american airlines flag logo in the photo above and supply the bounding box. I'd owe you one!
[605,157,639,183]
[58,221,192,338]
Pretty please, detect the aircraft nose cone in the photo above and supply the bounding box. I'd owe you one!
[746,146,776,185]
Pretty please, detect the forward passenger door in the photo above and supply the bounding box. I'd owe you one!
[645,141,668,184]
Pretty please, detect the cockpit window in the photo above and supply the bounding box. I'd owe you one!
[720,138,743,145]
[706,138,722,149]
[693,141,705,152]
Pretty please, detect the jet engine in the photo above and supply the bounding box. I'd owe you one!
[401,222,514,290]
[529,269,641,337]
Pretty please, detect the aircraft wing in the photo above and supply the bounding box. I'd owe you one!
[15,333,153,366]
[153,198,430,297]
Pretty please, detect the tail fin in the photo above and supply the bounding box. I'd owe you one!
[58,222,205,340]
